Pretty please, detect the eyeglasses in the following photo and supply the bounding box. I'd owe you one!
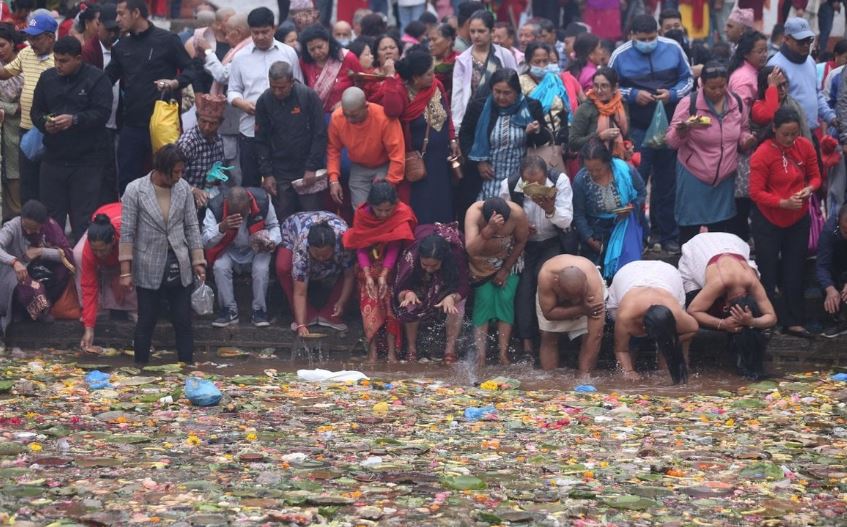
[792,37,814,46]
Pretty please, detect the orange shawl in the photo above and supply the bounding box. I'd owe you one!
[587,89,628,159]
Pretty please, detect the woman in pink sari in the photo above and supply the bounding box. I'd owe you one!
[299,24,363,115]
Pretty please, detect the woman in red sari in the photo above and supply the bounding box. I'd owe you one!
[299,24,362,115]
[381,48,461,224]
[342,181,417,363]
[429,23,458,104]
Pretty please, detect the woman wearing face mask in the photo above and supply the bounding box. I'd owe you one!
[0,200,75,342]
[393,225,469,363]
[76,203,138,352]
[342,181,418,363]
[299,24,363,114]
[570,67,630,159]
[749,107,820,339]
[665,61,756,246]
[460,68,551,203]
[429,23,458,103]
[451,9,518,131]
[566,32,603,93]
[727,31,770,242]
[519,42,571,152]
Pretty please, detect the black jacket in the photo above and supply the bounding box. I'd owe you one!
[816,214,847,290]
[31,63,113,163]
[105,24,196,128]
[254,82,327,180]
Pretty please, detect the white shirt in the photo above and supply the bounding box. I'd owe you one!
[677,232,756,293]
[202,204,282,266]
[101,41,119,130]
[499,173,573,242]
[607,260,686,319]
[226,40,303,137]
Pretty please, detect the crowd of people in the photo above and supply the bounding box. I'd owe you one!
[0,0,846,383]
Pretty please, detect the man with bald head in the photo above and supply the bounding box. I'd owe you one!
[327,87,405,207]
[203,185,281,328]
[537,255,607,374]
[332,20,354,47]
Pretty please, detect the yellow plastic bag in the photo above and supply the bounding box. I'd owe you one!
[149,96,180,152]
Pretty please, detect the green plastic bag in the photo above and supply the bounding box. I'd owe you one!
[642,103,669,149]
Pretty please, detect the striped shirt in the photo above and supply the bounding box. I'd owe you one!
[3,47,54,130]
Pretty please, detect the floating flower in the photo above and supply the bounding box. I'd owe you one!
[185,434,201,446]
[28,442,42,452]
[480,380,499,391]
[245,431,257,442]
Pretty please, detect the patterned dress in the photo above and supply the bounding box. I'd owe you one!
[479,114,527,201]
[279,211,353,283]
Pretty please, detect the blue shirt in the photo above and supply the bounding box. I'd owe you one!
[768,52,836,130]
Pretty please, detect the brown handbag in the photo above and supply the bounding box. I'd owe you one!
[404,111,431,183]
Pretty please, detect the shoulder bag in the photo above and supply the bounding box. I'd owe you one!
[404,111,431,183]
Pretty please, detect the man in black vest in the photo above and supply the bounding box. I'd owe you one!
[499,155,574,361]
[202,186,280,327]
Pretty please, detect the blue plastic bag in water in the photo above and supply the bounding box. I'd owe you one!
[185,376,222,406]
[832,373,847,382]
[84,370,112,390]
[20,128,45,161]
[464,405,496,422]
[574,384,597,392]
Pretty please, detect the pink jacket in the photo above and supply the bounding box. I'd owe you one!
[728,61,758,114]
[665,90,754,186]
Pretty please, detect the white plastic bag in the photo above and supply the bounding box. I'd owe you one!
[191,279,215,315]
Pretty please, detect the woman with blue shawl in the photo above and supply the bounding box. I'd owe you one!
[458,68,551,204]
[519,42,571,145]
[572,138,647,279]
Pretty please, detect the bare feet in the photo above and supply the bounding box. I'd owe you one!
[406,347,417,362]
[443,349,458,364]
[622,369,642,381]
[498,352,510,366]
[387,350,399,363]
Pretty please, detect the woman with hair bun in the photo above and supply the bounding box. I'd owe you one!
[75,202,137,351]
[381,48,460,224]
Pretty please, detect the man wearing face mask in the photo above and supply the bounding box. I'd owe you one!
[610,14,693,255]
[332,20,354,47]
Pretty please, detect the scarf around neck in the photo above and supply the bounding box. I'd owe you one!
[468,94,534,161]
[529,71,572,122]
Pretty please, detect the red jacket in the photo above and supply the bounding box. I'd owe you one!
[749,137,821,228]
[81,203,121,328]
